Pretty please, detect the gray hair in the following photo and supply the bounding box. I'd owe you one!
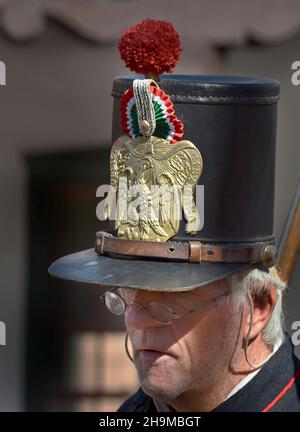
[226,266,287,348]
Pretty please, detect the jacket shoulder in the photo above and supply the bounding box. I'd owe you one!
[117,387,158,412]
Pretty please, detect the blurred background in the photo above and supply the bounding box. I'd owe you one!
[0,0,299,412]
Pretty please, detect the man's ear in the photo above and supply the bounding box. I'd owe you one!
[243,283,278,341]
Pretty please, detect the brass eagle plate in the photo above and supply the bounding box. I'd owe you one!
[109,135,203,242]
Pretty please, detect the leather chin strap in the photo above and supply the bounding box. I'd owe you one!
[95,231,277,267]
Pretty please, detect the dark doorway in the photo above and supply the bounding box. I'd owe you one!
[25,147,138,411]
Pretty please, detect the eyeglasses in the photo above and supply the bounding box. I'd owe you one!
[100,288,229,326]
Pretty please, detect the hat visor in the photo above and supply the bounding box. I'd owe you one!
[48,248,251,292]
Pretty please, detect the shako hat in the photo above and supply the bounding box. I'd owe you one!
[49,19,280,292]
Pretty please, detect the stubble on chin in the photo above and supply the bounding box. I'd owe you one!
[135,360,193,401]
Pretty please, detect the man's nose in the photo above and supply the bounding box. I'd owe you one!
[124,303,161,329]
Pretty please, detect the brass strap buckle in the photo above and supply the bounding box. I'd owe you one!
[95,231,113,255]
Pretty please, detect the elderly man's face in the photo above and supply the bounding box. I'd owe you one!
[122,279,242,403]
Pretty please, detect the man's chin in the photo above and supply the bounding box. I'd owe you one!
[140,376,181,401]
[141,384,172,401]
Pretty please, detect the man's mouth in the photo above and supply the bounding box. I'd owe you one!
[138,348,172,360]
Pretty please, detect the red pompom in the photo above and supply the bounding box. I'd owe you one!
[119,19,182,77]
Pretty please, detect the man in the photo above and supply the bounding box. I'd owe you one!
[114,266,300,412]
[48,19,300,412]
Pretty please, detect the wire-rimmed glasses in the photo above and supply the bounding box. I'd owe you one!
[100,287,229,325]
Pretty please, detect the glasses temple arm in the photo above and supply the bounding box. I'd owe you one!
[186,292,229,315]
